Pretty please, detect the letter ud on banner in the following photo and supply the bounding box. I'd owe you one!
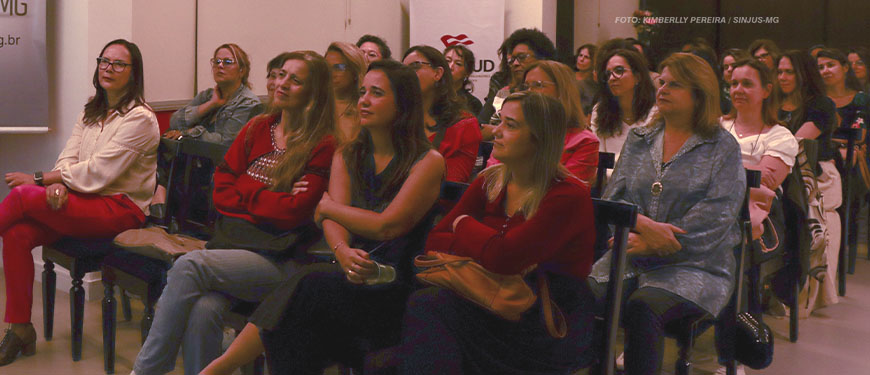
[410,0,504,105]
[0,0,48,132]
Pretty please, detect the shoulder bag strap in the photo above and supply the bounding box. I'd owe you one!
[537,269,567,338]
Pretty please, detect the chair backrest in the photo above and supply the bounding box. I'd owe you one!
[440,181,470,203]
[594,198,637,375]
[592,152,616,198]
[174,138,231,235]
[734,169,761,313]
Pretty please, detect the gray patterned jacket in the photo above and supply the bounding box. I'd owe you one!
[170,85,263,145]
[589,120,746,315]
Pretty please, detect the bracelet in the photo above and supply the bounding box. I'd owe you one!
[332,241,345,253]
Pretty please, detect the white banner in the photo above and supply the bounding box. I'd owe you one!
[0,0,48,131]
[410,0,504,103]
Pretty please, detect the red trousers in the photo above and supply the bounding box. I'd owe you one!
[0,184,145,323]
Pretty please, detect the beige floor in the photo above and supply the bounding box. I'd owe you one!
[1,251,870,374]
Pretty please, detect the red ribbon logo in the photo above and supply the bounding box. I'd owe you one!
[441,34,474,47]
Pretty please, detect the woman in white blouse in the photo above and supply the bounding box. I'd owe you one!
[717,57,797,375]
[0,39,158,366]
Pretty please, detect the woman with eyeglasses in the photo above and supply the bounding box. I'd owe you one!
[326,42,367,144]
[749,39,780,72]
[356,34,392,64]
[848,47,870,93]
[487,60,599,182]
[479,28,556,141]
[201,60,445,375]
[0,39,158,367]
[590,48,657,168]
[403,45,482,183]
[165,43,262,145]
[444,45,483,116]
[589,53,745,375]
[131,51,337,375]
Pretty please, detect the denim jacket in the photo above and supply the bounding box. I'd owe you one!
[170,85,263,145]
[589,120,746,315]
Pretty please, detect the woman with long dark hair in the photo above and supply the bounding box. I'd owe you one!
[591,48,657,167]
[444,44,483,116]
[403,45,481,183]
[847,47,870,92]
[131,50,337,375]
[575,43,598,116]
[200,60,445,375]
[1,39,159,366]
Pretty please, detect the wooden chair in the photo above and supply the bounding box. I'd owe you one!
[832,127,861,295]
[592,152,616,199]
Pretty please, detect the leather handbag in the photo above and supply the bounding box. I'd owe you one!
[735,312,774,369]
[206,215,318,255]
[414,251,566,338]
[113,226,207,263]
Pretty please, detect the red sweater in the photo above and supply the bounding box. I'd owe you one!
[213,115,335,231]
[429,114,482,183]
[425,175,595,279]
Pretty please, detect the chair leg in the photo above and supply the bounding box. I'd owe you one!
[141,303,155,345]
[253,354,266,375]
[69,271,85,362]
[848,200,858,274]
[103,281,117,374]
[789,279,799,342]
[42,261,56,341]
[121,289,133,322]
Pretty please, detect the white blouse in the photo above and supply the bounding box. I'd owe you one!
[53,104,160,214]
[721,118,798,167]
[590,104,658,165]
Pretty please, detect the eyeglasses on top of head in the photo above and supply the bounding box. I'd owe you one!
[96,57,131,73]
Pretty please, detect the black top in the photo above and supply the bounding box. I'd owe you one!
[458,89,483,118]
[778,95,837,161]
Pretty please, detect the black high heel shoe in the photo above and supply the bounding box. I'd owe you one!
[0,325,36,366]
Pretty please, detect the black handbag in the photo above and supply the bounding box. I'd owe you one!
[205,215,318,255]
[735,312,773,369]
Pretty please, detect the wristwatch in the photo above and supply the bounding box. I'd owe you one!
[34,171,44,186]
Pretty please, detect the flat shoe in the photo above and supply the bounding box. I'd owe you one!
[0,326,36,367]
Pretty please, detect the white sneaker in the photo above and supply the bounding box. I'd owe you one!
[715,364,746,375]
[615,352,624,370]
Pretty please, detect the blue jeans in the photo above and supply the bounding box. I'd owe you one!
[132,249,297,375]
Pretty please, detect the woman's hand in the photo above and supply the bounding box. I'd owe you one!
[5,172,35,188]
[334,243,378,284]
[209,86,229,108]
[45,183,68,211]
[162,129,183,140]
[626,233,652,255]
[290,180,308,195]
[635,216,686,255]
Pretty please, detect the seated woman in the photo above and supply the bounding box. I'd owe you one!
[776,50,840,316]
[0,39,158,366]
[403,45,482,183]
[326,42,367,144]
[399,92,596,374]
[848,47,870,93]
[356,34,392,64]
[265,52,294,101]
[200,60,445,375]
[588,53,745,375]
[720,49,750,112]
[487,60,600,182]
[444,44,483,115]
[590,48,657,169]
[165,43,262,145]
[574,43,598,116]
[131,50,336,375]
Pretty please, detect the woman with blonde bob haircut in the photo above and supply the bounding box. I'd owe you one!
[325,41,367,143]
[589,53,745,375]
[401,91,597,374]
[488,60,601,182]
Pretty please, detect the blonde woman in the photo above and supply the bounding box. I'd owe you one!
[325,42,367,143]
[400,91,596,374]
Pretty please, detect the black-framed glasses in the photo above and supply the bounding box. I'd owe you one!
[519,80,556,91]
[96,57,131,73]
[508,53,533,64]
[331,63,348,72]
[407,61,432,70]
[210,58,236,67]
[605,66,628,80]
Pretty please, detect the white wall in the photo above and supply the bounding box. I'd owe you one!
[575,0,637,48]
[133,0,196,101]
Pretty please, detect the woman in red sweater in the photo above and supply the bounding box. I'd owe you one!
[131,50,336,375]
[399,92,596,374]
[403,45,482,183]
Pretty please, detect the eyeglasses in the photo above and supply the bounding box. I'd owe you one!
[331,63,348,72]
[96,57,131,73]
[519,80,556,91]
[508,53,533,64]
[210,58,236,67]
[407,61,432,70]
[604,66,628,80]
